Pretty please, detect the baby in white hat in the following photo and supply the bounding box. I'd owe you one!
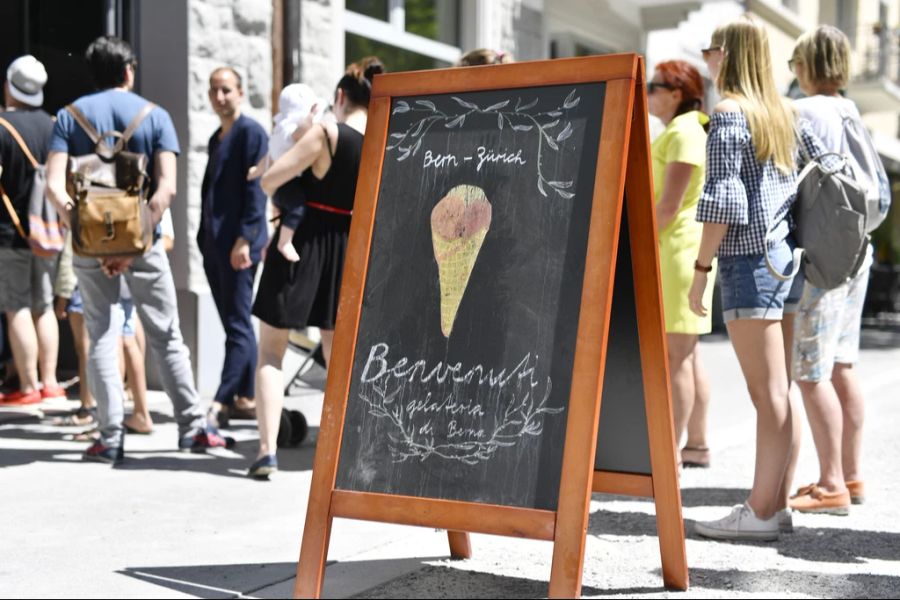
[249,83,327,262]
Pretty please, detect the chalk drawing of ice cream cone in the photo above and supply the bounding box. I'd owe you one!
[431,185,492,338]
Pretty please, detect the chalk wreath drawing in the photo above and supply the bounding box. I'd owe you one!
[387,90,581,199]
[431,185,492,338]
[358,365,562,465]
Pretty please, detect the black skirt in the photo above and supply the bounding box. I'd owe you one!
[252,209,349,330]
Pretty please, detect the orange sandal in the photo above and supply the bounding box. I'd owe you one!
[845,480,865,505]
[789,483,850,515]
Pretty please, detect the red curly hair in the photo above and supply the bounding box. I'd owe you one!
[654,60,706,117]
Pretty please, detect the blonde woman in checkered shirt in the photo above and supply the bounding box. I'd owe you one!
[688,16,827,542]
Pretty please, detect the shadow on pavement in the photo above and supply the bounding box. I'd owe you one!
[586,506,900,565]
[689,567,900,598]
[118,561,299,599]
[349,564,608,599]
[0,424,317,476]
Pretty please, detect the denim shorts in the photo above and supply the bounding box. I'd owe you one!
[67,286,135,337]
[717,240,796,323]
[784,264,805,315]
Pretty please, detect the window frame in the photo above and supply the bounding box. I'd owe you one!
[344,0,463,68]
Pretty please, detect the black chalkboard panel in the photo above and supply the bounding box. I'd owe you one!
[595,207,652,475]
[335,83,606,510]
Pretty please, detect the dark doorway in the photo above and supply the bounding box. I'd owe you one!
[0,0,135,116]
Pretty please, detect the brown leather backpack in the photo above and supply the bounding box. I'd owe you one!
[65,102,156,258]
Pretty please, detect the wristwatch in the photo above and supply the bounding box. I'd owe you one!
[694,260,713,273]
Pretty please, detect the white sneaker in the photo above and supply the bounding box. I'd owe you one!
[777,508,793,533]
[694,503,780,541]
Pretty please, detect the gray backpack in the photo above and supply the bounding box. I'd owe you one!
[766,150,869,290]
[840,108,891,233]
[767,110,890,290]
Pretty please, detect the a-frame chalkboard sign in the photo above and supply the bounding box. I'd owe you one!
[295,53,687,598]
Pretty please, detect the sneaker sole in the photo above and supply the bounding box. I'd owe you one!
[850,496,864,505]
[793,506,849,516]
[2,398,43,406]
[695,525,779,541]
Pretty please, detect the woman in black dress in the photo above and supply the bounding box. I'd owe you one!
[248,57,383,477]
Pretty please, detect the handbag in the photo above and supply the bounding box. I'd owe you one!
[65,102,156,258]
[0,116,65,256]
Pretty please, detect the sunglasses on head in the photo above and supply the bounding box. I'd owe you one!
[647,82,676,94]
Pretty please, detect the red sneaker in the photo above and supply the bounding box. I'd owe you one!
[0,389,43,405]
[40,384,67,400]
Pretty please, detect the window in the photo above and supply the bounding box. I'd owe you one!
[345,0,461,72]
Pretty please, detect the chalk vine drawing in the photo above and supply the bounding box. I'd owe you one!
[358,380,562,465]
[387,90,581,199]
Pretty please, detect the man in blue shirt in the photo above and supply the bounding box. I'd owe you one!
[199,67,268,429]
[45,36,229,464]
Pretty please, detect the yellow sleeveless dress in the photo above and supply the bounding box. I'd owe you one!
[651,111,715,335]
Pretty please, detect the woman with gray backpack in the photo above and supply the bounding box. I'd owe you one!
[786,26,890,516]
[687,16,829,542]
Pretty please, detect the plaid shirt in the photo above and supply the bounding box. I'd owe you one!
[696,111,826,256]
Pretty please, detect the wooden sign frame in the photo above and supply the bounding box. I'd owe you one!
[295,53,687,598]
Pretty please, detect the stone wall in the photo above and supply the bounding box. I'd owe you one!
[187,0,273,293]
[293,0,342,101]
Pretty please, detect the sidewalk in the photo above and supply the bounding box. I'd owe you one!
[1,335,899,598]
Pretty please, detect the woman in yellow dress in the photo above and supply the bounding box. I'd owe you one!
[648,60,715,468]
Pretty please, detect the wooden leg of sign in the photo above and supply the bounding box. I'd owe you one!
[295,486,336,599]
[447,531,472,559]
[294,504,333,598]
[625,59,688,592]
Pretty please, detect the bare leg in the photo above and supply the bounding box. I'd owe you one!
[684,346,711,451]
[726,319,793,518]
[122,318,152,433]
[667,333,698,449]
[5,309,39,393]
[832,363,864,483]
[256,322,290,459]
[33,309,59,389]
[69,312,94,410]
[796,378,846,493]
[321,330,335,367]
[780,313,802,505]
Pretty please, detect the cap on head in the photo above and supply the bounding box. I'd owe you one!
[6,55,47,107]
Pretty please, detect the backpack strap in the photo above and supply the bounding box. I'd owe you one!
[115,102,156,153]
[65,104,103,146]
[0,117,40,169]
[0,183,27,240]
[65,102,156,156]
